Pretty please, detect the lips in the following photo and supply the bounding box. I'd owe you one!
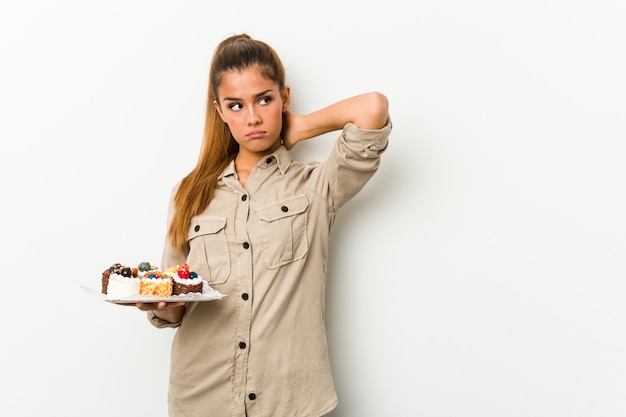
[246,130,266,139]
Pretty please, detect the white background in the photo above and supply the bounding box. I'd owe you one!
[1,1,625,416]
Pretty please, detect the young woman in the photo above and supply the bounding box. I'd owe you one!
[136,33,391,417]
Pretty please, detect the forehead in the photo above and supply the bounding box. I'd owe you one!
[217,67,279,99]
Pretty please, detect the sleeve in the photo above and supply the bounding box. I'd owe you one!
[312,118,391,213]
[147,310,182,328]
[146,183,189,329]
[160,182,190,269]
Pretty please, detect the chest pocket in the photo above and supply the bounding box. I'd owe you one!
[256,194,309,269]
[187,215,231,285]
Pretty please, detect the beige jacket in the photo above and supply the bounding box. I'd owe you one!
[148,120,391,417]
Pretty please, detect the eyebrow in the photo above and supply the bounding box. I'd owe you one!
[222,89,274,102]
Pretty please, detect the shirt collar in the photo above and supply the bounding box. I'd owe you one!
[266,145,292,175]
[219,145,292,180]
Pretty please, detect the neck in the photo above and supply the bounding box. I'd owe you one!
[235,142,281,168]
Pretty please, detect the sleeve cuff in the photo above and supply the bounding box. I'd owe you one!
[147,310,181,329]
[342,117,392,153]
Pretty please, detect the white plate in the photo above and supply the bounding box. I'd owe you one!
[81,282,225,304]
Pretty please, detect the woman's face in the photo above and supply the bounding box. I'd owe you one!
[214,66,289,159]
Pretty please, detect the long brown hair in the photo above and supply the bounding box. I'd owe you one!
[167,33,287,250]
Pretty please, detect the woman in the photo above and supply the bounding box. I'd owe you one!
[137,33,391,417]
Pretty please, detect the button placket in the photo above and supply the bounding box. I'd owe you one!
[232,185,253,411]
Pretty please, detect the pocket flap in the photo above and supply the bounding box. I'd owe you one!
[187,215,227,240]
[256,195,309,222]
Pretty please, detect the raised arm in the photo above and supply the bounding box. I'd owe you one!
[282,91,389,149]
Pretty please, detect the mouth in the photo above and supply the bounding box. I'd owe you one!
[246,130,266,139]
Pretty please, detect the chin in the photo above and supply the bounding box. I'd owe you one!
[250,139,281,153]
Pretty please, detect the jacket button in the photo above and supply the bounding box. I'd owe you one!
[248,393,256,400]
[241,194,247,201]
[265,157,273,164]
[194,225,200,232]
[242,293,249,300]
[243,242,250,249]
[281,205,288,212]
[239,342,246,349]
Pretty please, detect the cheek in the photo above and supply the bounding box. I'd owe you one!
[223,113,244,128]
[264,107,283,123]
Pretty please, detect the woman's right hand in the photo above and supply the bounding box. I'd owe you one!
[281,110,306,150]
[133,301,186,323]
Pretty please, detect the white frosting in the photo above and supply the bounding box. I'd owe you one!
[173,275,203,285]
[140,277,171,283]
[107,274,140,299]
[139,270,164,278]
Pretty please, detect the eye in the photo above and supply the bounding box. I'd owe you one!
[259,96,272,105]
[228,103,243,111]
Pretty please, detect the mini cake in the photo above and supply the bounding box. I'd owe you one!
[169,263,204,295]
[101,263,140,298]
[139,269,173,297]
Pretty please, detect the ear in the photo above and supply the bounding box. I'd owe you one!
[282,86,291,112]
[214,100,225,122]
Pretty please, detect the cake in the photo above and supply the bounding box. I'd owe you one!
[137,261,173,297]
[168,263,204,295]
[139,269,173,297]
[101,263,140,298]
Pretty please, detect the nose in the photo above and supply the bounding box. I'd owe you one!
[247,106,261,125]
